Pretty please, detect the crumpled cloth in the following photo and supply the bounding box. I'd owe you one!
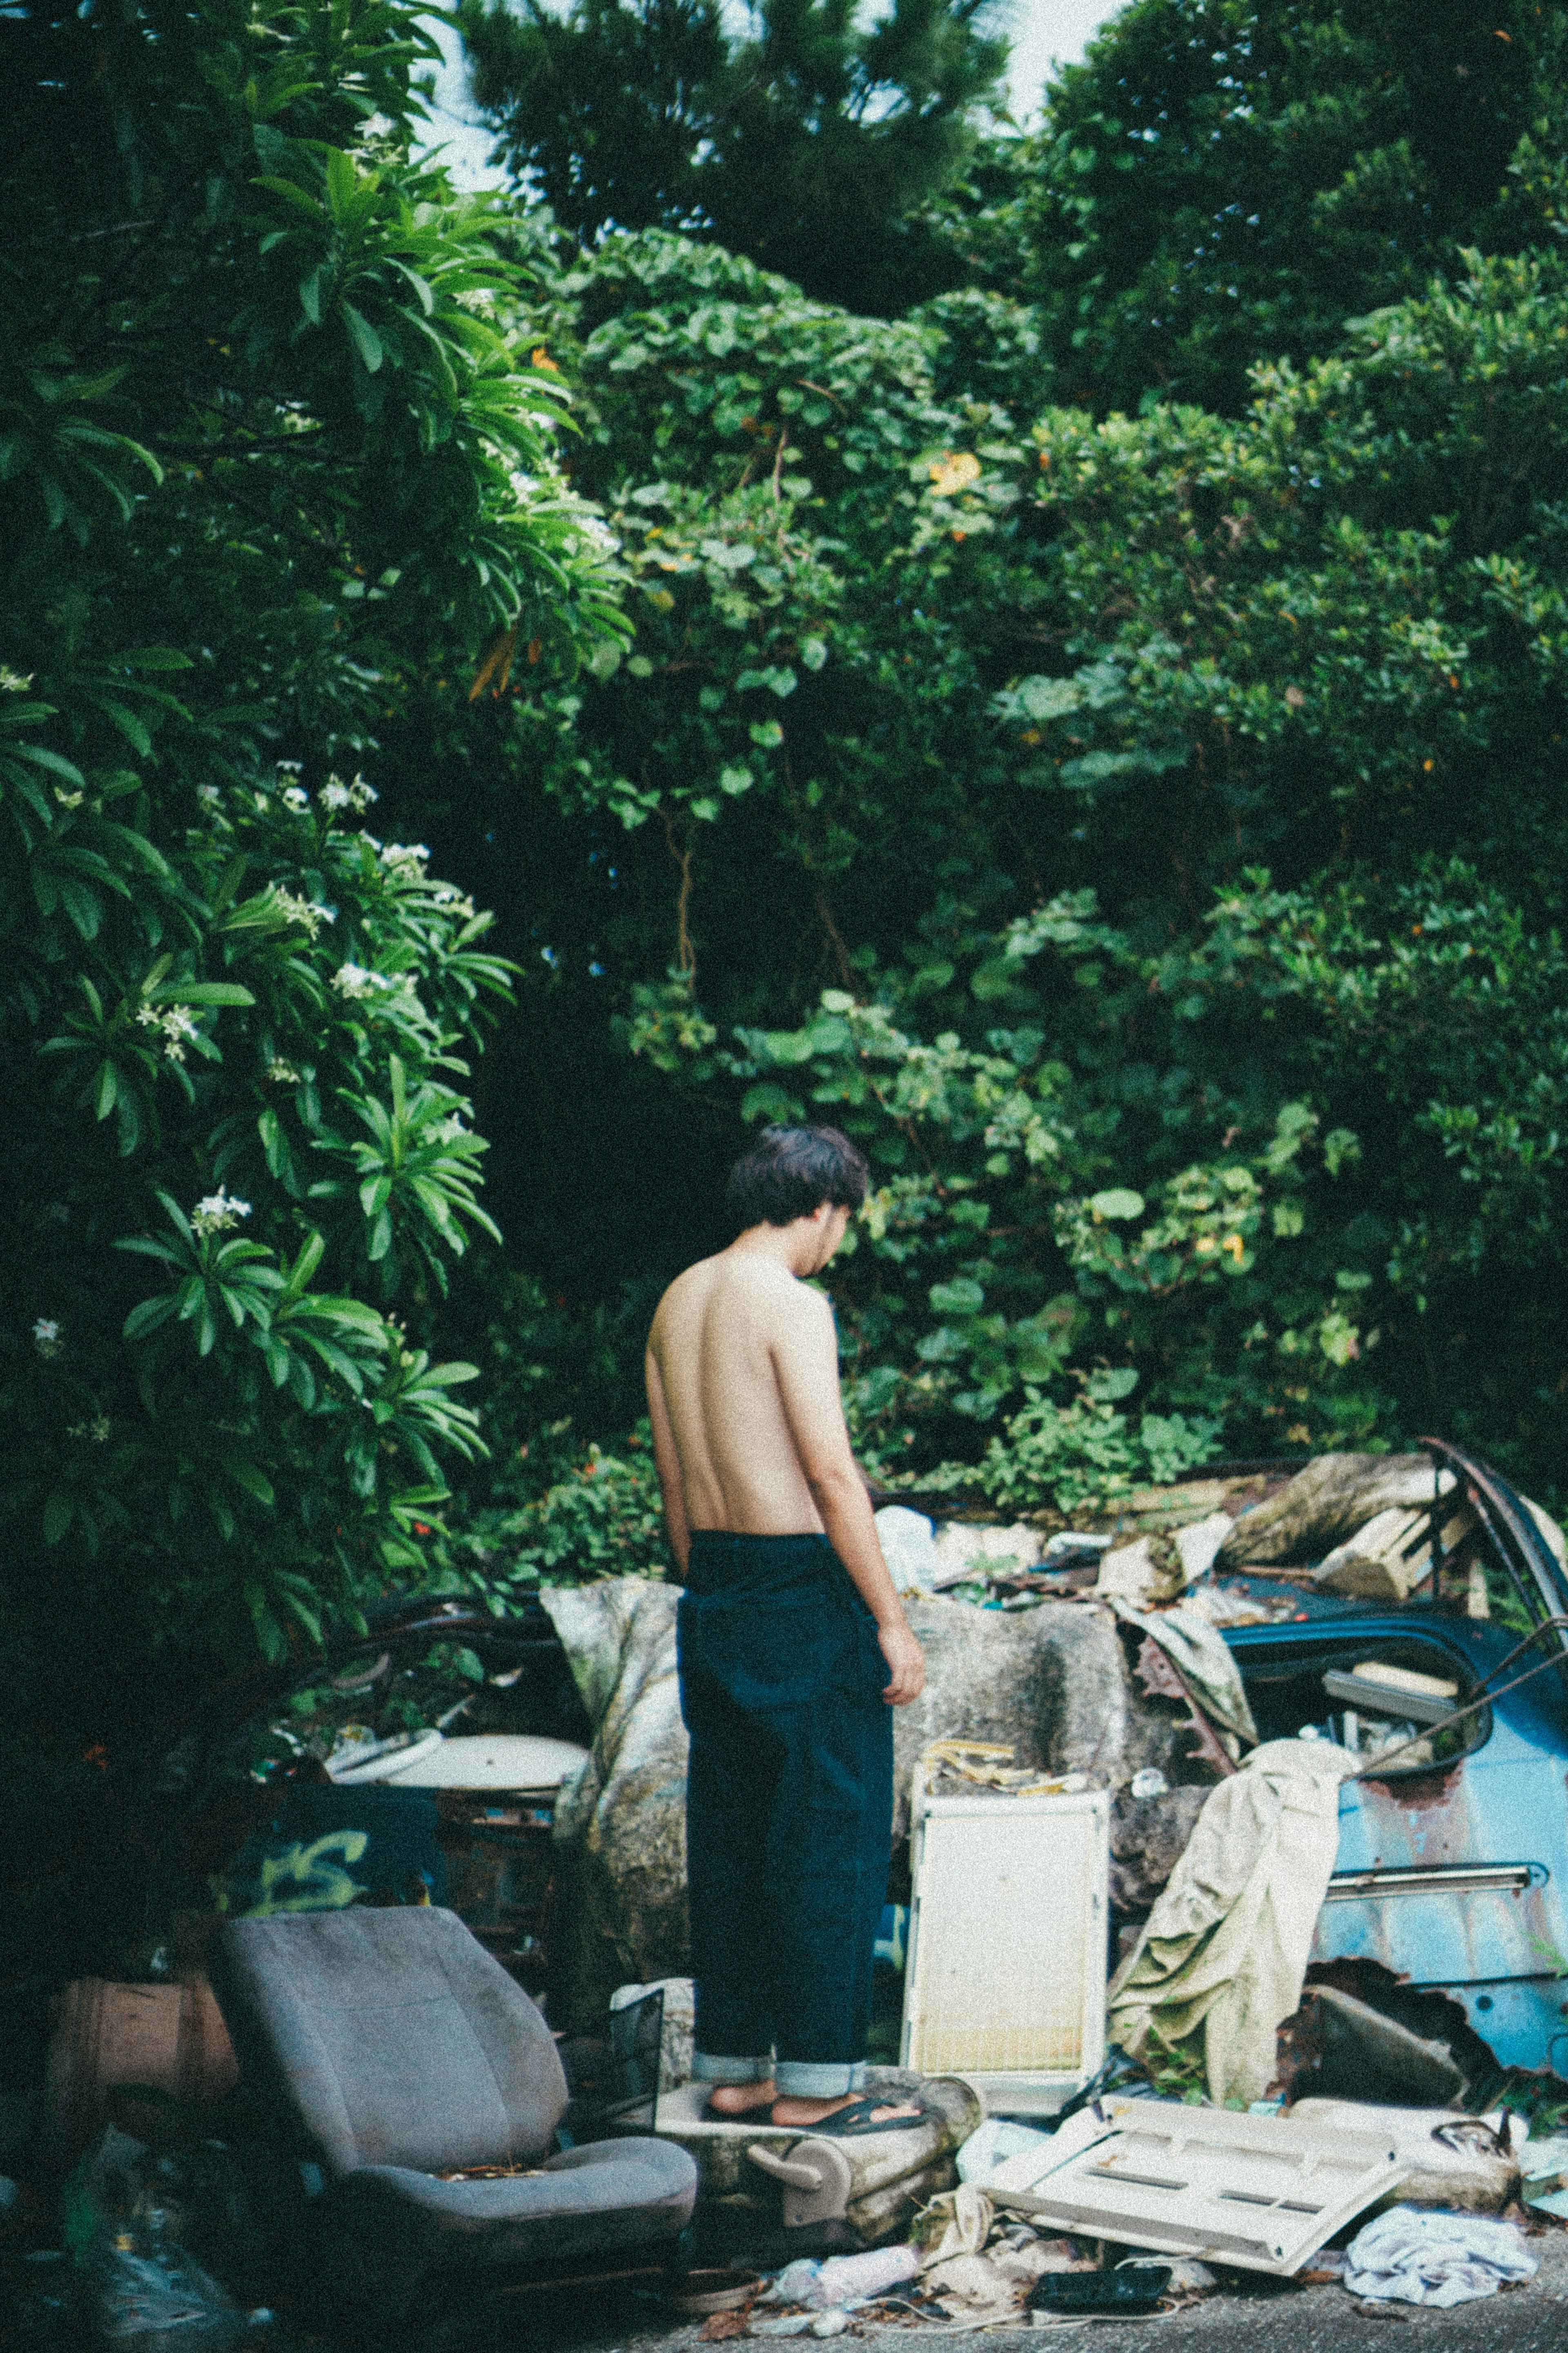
[920,2242,1080,2324]
[915,2186,994,2266]
[1110,1599,1259,1760]
[1107,1736,1356,2105]
[915,2189,1088,2321]
[1344,2207,1537,2308]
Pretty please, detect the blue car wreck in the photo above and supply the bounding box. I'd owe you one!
[1221,1441,1568,2079]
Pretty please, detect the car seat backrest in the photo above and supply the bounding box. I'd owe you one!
[213,1906,568,2178]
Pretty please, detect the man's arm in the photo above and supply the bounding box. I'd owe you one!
[772,1290,925,1705]
[644,1345,691,1577]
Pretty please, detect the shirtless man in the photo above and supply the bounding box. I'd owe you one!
[646,1124,927,2132]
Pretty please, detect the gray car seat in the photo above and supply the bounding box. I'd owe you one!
[212,1906,697,2324]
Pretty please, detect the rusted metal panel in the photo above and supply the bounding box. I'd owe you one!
[1226,1565,1568,2074]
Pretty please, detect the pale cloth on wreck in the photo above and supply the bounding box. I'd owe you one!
[1107,1737,1356,2106]
[916,2188,1087,2322]
[915,2184,995,2266]
[539,1575,1139,2029]
[1109,1599,1259,1762]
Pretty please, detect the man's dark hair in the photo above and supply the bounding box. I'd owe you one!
[726,1124,869,1229]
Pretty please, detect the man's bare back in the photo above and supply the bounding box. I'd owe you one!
[646,1247,839,1540]
[645,1198,924,1698]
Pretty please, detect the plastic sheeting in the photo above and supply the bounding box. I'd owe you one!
[1106,1737,1356,2106]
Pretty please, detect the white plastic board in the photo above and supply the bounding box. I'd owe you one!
[989,2097,1407,2275]
[375,1733,589,1788]
[901,1775,1109,2110]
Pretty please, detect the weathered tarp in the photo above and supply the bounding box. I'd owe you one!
[1106,1736,1356,2106]
[540,1579,687,2036]
[1109,1599,1259,1762]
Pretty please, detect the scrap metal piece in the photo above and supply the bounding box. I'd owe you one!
[1272,1983,1470,2110]
[1134,1638,1237,1779]
[902,1774,1109,2111]
[986,2097,1407,2277]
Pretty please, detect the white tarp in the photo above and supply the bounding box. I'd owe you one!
[1106,1737,1356,2105]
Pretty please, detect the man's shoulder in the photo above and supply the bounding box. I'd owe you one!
[727,1260,831,1336]
[670,1251,828,1326]
[650,1256,717,1336]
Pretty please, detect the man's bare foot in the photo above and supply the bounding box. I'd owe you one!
[706,2080,780,2117]
[771,2093,922,2128]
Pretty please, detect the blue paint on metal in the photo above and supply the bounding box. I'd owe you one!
[1223,1597,1568,2072]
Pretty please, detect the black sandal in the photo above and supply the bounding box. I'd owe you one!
[794,2094,940,2137]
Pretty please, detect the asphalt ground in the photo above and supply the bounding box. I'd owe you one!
[405,2232,1568,2353]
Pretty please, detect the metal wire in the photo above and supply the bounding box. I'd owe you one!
[1347,1613,1568,1780]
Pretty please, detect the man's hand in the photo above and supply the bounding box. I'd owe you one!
[878,1619,926,1706]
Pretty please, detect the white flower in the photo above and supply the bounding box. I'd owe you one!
[198,784,222,805]
[281,785,310,813]
[33,1317,62,1357]
[0,667,34,694]
[137,1004,200,1062]
[332,963,381,999]
[191,1189,252,1237]
[276,759,304,775]
[266,1057,300,1084]
[379,842,430,879]
[320,778,352,812]
[53,787,85,809]
[273,890,331,937]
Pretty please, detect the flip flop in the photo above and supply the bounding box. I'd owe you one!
[793,2094,941,2138]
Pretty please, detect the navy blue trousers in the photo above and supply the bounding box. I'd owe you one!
[677,1532,894,2098]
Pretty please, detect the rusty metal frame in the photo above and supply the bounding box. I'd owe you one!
[1348,1613,1568,1780]
[1420,1439,1568,1666]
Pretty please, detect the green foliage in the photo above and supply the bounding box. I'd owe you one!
[459,1431,668,1596]
[1022,0,1554,412]
[461,0,1009,314]
[0,0,624,1667]
[618,906,1384,1499]
[437,214,1568,1511]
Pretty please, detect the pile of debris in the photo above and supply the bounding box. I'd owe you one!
[5,1443,1568,2349]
